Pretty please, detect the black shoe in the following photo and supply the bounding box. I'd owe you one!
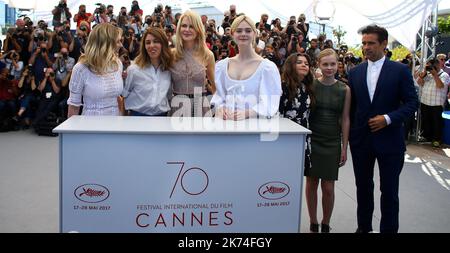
[310,223,319,233]
[321,223,331,233]
[355,228,371,233]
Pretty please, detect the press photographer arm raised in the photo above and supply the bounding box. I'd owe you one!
[18,68,37,91]
[417,61,445,89]
[38,68,60,94]
[4,32,22,53]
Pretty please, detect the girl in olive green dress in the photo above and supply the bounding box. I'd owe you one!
[306,48,351,233]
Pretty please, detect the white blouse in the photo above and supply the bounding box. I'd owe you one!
[211,58,282,117]
[67,62,123,116]
[122,64,171,115]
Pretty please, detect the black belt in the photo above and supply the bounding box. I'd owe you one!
[173,92,208,98]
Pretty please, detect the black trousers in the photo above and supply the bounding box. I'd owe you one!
[420,103,443,142]
[351,148,404,233]
[33,97,59,127]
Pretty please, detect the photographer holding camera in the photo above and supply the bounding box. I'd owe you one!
[70,21,89,63]
[28,42,53,85]
[229,5,237,25]
[130,15,143,41]
[282,15,301,38]
[3,28,22,54]
[123,28,139,61]
[297,14,309,43]
[151,4,165,29]
[89,3,109,25]
[164,5,175,29]
[271,18,283,35]
[129,1,143,17]
[28,22,49,54]
[142,15,153,31]
[221,11,232,31]
[48,22,72,57]
[53,47,74,84]
[117,7,130,32]
[255,14,271,33]
[264,44,281,68]
[287,32,306,55]
[106,5,117,21]
[15,65,37,127]
[33,67,61,130]
[73,5,92,28]
[306,38,320,67]
[52,0,72,27]
[416,58,450,147]
[2,50,23,80]
[344,52,357,73]
[0,62,18,120]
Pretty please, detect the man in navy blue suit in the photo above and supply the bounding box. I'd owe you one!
[348,25,418,233]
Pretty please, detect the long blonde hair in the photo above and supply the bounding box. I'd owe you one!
[173,10,209,63]
[230,15,258,48]
[79,23,122,74]
[135,28,173,71]
[230,15,258,47]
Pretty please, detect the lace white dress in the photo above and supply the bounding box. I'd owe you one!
[67,62,123,116]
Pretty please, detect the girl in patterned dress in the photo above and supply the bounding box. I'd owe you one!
[279,53,315,231]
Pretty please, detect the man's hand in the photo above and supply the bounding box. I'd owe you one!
[368,115,387,132]
[430,67,438,77]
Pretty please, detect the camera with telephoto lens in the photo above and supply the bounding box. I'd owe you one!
[166,25,174,33]
[426,59,438,72]
[94,3,106,14]
[58,1,67,9]
[34,34,46,42]
[6,51,18,60]
[155,13,163,23]
[291,35,298,44]
[154,4,163,14]
[165,5,172,14]
[425,65,435,72]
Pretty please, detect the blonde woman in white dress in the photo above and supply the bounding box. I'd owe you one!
[211,15,282,120]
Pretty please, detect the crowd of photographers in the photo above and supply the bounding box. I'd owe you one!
[0,1,449,141]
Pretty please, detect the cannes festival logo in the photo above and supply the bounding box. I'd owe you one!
[74,184,110,203]
[258,181,290,200]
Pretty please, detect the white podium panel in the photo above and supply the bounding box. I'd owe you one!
[54,116,310,233]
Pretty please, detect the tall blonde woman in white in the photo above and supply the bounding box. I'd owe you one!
[67,23,124,117]
[211,15,282,120]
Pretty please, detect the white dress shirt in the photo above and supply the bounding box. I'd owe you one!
[366,56,391,125]
[122,64,172,115]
